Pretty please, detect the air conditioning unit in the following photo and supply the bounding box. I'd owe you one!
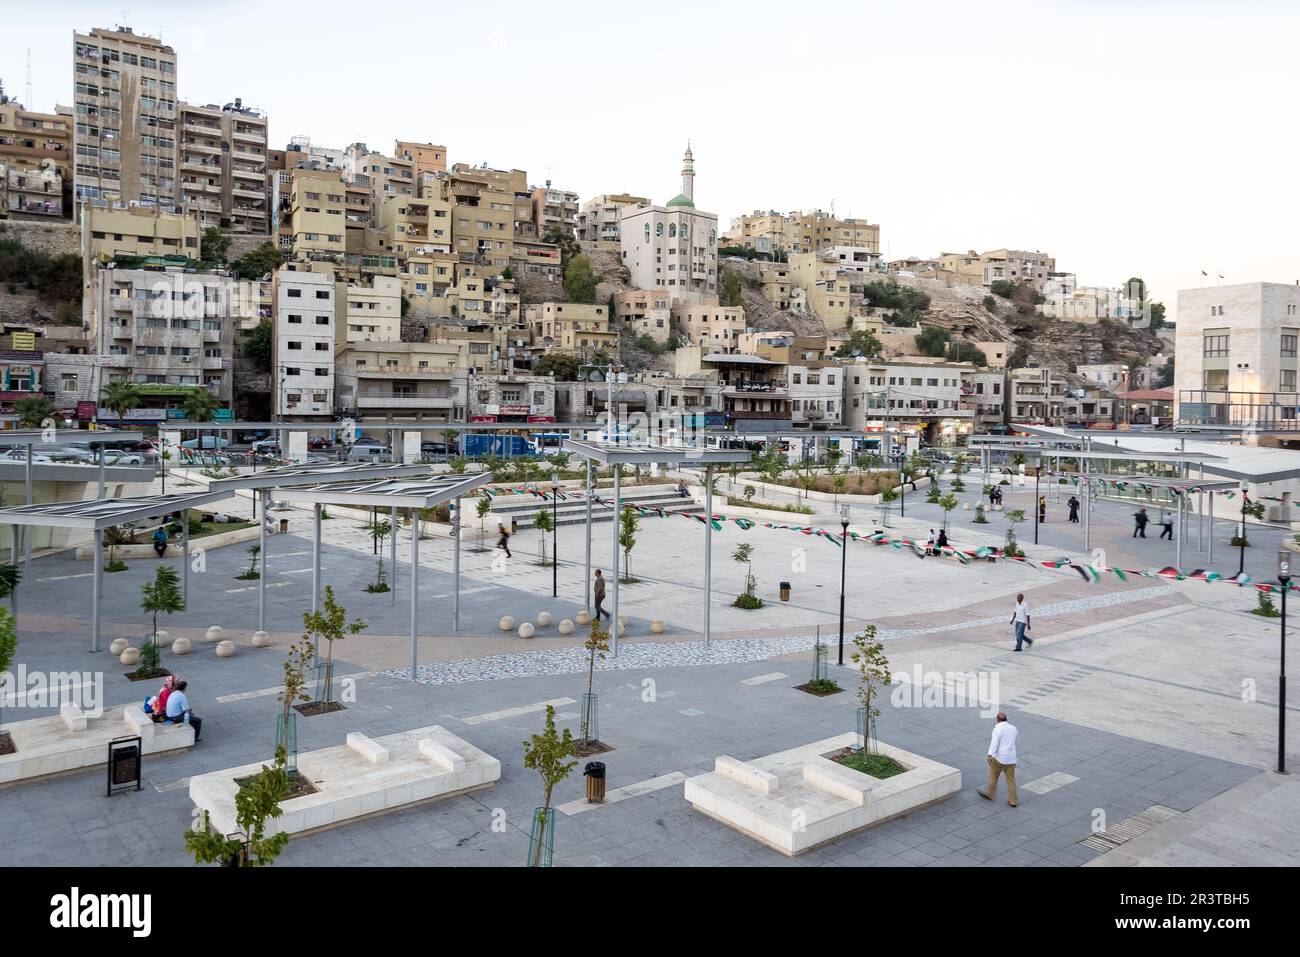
[585,408,595,416]
[180,355,192,363]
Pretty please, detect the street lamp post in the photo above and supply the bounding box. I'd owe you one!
[1238,483,1249,578]
[1277,551,1290,775]
[551,472,559,598]
[1033,462,1041,545]
[838,505,850,666]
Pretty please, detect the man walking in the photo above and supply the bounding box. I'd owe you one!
[1159,509,1174,540]
[1067,495,1080,524]
[496,522,512,558]
[1133,507,1149,538]
[593,568,610,621]
[977,712,1019,806]
[1010,592,1033,650]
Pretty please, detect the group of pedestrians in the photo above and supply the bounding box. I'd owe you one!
[1131,506,1174,539]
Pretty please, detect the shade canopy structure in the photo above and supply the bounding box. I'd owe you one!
[209,460,432,493]
[977,445,1229,465]
[0,490,234,652]
[562,441,751,653]
[0,429,145,449]
[271,473,494,677]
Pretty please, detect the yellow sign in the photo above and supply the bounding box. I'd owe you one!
[11,332,35,351]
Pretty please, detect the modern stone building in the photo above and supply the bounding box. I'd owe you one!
[334,340,470,424]
[272,263,335,420]
[577,192,649,245]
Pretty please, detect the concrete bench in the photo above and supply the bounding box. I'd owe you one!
[346,732,390,764]
[59,704,87,733]
[418,739,466,773]
[715,755,778,795]
[803,761,873,806]
[122,703,159,742]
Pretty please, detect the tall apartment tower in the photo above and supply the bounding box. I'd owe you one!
[72,26,178,208]
[176,99,269,233]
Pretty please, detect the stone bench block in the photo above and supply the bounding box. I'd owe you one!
[803,761,871,807]
[715,755,778,794]
[59,704,87,733]
[418,738,466,773]
[122,704,156,741]
[346,732,389,764]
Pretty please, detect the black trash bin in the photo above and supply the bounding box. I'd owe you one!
[780,581,791,601]
[279,518,289,534]
[584,761,606,803]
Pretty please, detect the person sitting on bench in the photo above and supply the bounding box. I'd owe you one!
[164,679,202,742]
[152,525,169,557]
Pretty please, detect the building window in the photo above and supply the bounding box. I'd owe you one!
[1283,370,1298,392]
[1283,332,1298,358]
[1202,334,1229,357]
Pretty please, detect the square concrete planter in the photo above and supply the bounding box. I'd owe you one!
[683,733,960,856]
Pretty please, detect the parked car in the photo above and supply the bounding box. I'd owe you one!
[181,435,230,450]
[346,445,391,463]
[251,438,281,455]
[101,449,145,465]
[421,441,450,456]
[308,437,334,450]
[351,436,385,448]
[3,449,53,464]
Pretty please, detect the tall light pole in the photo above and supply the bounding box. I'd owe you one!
[550,471,559,598]
[1277,551,1290,776]
[1033,459,1041,545]
[1238,483,1249,578]
[838,505,849,666]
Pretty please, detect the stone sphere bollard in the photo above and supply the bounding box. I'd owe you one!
[499,616,515,632]
[537,611,552,628]
[251,630,271,648]
[171,637,192,656]
[518,622,535,639]
[110,638,129,656]
[575,610,591,626]
[558,619,574,635]
[205,625,223,643]
[650,619,666,634]
[215,640,235,658]
[119,647,140,666]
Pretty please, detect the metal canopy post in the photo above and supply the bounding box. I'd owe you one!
[24,444,33,578]
[704,463,713,649]
[258,489,268,631]
[390,504,398,606]
[611,464,621,656]
[584,461,593,614]
[91,528,103,652]
[453,495,461,630]
[9,526,17,617]
[1208,491,1215,564]
[410,509,420,677]
[182,514,189,604]
[97,448,106,500]
[312,503,322,629]
[1176,493,1183,570]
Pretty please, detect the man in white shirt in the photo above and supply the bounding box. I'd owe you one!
[978,712,1019,806]
[1010,593,1032,650]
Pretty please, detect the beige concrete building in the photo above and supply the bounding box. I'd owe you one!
[468,372,556,424]
[80,202,202,272]
[335,340,470,423]
[272,263,335,419]
[0,96,72,219]
[753,334,843,429]
[288,167,347,263]
[400,249,457,313]
[972,341,1014,369]
[613,290,671,344]
[938,248,1056,290]
[345,143,415,227]
[509,239,563,281]
[377,194,452,259]
[526,302,619,355]
[72,27,178,208]
[758,262,793,309]
[671,303,746,353]
[339,275,401,342]
[176,99,268,233]
[620,146,719,305]
[577,192,648,245]
[438,165,516,276]
[1009,367,1069,425]
[394,141,447,178]
[726,209,881,256]
[841,357,975,443]
[788,251,853,324]
[532,184,579,237]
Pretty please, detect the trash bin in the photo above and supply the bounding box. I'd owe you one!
[511,518,519,536]
[584,761,606,803]
[279,518,289,534]
[780,581,791,601]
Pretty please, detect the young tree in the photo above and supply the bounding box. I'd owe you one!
[938,492,959,532]
[236,542,261,580]
[534,507,554,566]
[475,496,493,551]
[618,506,639,582]
[302,586,367,707]
[563,253,599,303]
[364,517,392,592]
[522,705,577,867]
[278,638,313,770]
[850,625,892,755]
[581,618,610,745]
[447,455,468,474]
[1003,508,1026,557]
[834,329,884,358]
[742,484,756,503]
[141,564,185,643]
[832,473,847,505]
[186,749,291,867]
[102,526,129,571]
[731,542,761,608]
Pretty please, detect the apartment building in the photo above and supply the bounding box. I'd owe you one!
[288,166,347,263]
[841,357,975,444]
[439,165,516,277]
[576,193,649,245]
[175,99,268,233]
[969,370,1006,428]
[673,346,791,432]
[400,249,457,313]
[613,290,671,344]
[334,340,470,424]
[788,251,853,324]
[620,147,718,305]
[80,202,202,273]
[753,335,842,429]
[468,373,556,424]
[340,275,401,342]
[393,141,447,178]
[531,184,579,237]
[725,209,881,256]
[525,303,619,355]
[0,95,72,219]
[272,264,335,419]
[72,26,178,207]
[825,245,880,273]
[344,143,415,227]
[509,239,563,281]
[377,194,452,258]
[1008,367,1068,425]
[758,262,793,309]
[671,303,746,353]
[938,248,1056,290]
[1175,282,1300,432]
[972,341,1013,369]
[87,259,242,414]
[1077,363,1130,390]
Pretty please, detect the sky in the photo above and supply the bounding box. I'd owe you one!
[4,0,1298,320]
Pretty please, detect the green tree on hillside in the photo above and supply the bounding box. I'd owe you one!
[563,254,599,303]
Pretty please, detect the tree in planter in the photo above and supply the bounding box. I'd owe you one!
[522,704,577,867]
[742,484,756,503]
[926,480,942,504]
[938,492,959,533]
[447,455,468,474]
[364,517,392,592]
[185,748,291,867]
[879,485,898,525]
[475,496,493,551]
[951,455,966,492]
[618,506,639,582]
[534,507,554,567]
[973,503,988,524]
[580,618,611,745]
[302,586,367,708]
[1251,590,1281,618]
[139,565,184,676]
[1234,497,1266,546]
[1002,508,1026,557]
[825,448,843,473]
[277,638,313,775]
[0,605,16,750]
[1011,451,1026,468]
[732,542,762,608]
[547,451,571,473]
[102,526,129,572]
[831,473,847,505]
[795,463,818,500]
[850,625,892,756]
[236,543,261,580]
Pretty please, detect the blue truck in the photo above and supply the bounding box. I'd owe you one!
[460,434,540,458]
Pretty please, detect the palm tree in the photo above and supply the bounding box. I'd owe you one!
[181,388,221,454]
[14,396,55,429]
[101,381,142,426]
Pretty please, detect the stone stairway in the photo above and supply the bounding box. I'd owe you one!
[487,484,702,529]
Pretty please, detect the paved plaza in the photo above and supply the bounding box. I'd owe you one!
[2,468,1297,867]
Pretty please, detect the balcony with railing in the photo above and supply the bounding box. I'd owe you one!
[1179,389,1300,431]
